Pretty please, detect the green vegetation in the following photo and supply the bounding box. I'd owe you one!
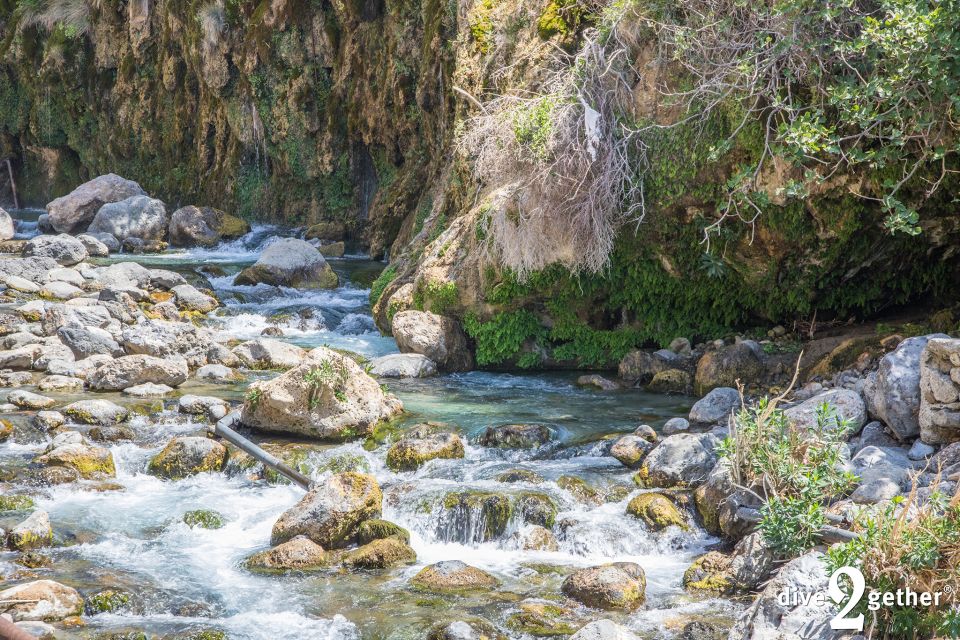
[304,359,350,407]
[414,280,458,315]
[537,0,591,39]
[85,589,130,615]
[828,489,960,638]
[463,310,547,368]
[718,397,857,557]
[369,265,397,306]
[0,494,34,511]
[183,509,226,529]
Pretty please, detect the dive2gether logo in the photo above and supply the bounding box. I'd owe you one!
[776,566,952,632]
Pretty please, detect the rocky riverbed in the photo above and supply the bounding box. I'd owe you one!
[0,176,957,640]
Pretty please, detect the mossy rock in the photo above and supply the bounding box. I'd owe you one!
[183,509,225,529]
[16,551,51,568]
[411,560,500,592]
[385,431,464,471]
[0,494,35,511]
[0,419,14,441]
[356,519,410,545]
[626,493,687,531]
[36,444,117,479]
[85,589,131,615]
[245,535,328,573]
[506,602,578,637]
[495,469,544,484]
[147,437,228,480]
[647,369,693,394]
[443,491,513,540]
[682,551,734,595]
[341,536,417,569]
[316,452,370,475]
[556,476,600,505]
[514,493,558,528]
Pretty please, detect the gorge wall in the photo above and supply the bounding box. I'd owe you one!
[1,0,958,368]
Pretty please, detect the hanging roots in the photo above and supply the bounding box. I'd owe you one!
[458,5,646,279]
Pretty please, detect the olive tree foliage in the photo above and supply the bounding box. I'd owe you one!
[458,0,960,278]
[643,0,960,238]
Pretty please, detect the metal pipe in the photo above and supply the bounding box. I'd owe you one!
[0,615,39,640]
[210,412,313,491]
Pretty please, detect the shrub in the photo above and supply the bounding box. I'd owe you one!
[827,486,960,638]
[719,392,858,556]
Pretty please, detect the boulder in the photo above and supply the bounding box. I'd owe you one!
[178,394,229,420]
[171,284,219,313]
[35,442,116,478]
[90,261,151,288]
[391,310,473,372]
[577,374,621,390]
[478,423,552,449]
[88,354,188,390]
[76,233,110,257]
[271,472,382,548]
[148,436,228,479]
[62,400,129,425]
[864,334,948,440]
[0,580,83,621]
[240,347,403,440]
[233,238,338,289]
[87,232,121,252]
[570,620,640,640]
[3,274,39,292]
[694,342,764,395]
[662,417,690,435]
[785,388,867,433]
[0,255,59,284]
[148,268,187,289]
[196,363,242,384]
[33,411,65,431]
[232,338,306,370]
[729,552,838,640]
[356,519,411,544]
[410,560,499,592]
[689,387,740,425]
[693,461,758,538]
[46,173,146,233]
[618,349,686,385]
[39,280,83,300]
[386,431,465,471]
[561,563,646,611]
[318,241,345,257]
[368,353,438,378]
[646,369,692,394]
[245,535,328,573]
[7,389,55,409]
[8,510,53,550]
[0,206,14,240]
[48,266,84,285]
[342,536,417,569]
[511,524,558,552]
[609,435,654,468]
[23,234,88,266]
[637,432,720,488]
[87,195,168,245]
[57,325,123,359]
[120,319,213,365]
[919,338,960,444]
[89,424,136,442]
[168,205,249,247]
[626,493,686,530]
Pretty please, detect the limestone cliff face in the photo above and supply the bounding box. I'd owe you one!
[1,0,957,366]
[0,0,456,255]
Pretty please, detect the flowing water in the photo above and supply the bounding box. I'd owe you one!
[0,221,739,639]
